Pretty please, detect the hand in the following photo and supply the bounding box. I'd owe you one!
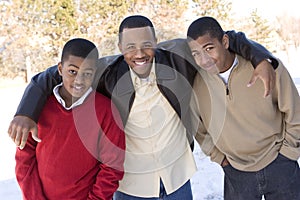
[7,115,41,149]
[247,60,276,98]
[221,157,230,167]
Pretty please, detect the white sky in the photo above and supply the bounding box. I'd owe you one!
[231,0,300,19]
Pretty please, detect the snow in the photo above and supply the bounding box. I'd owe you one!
[0,83,25,200]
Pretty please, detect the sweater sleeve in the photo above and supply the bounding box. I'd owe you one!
[87,103,125,200]
[190,93,225,165]
[276,61,300,160]
[15,134,47,200]
[226,30,278,69]
[15,65,61,122]
[194,117,225,165]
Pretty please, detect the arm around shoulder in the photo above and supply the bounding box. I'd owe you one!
[226,30,278,69]
[15,65,61,122]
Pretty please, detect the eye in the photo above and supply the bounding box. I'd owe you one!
[68,69,77,75]
[126,45,136,50]
[83,72,93,77]
[143,43,153,48]
[192,52,200,57]
[205,46,213,52]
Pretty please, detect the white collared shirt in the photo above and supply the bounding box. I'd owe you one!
[118,62,197,197]
[53,83,92,110]
[219,55,238,84]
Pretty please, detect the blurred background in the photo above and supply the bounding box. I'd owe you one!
[0,0,299,82]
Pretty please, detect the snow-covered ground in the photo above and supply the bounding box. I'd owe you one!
[0,82,25,200]
[1,56,300,199]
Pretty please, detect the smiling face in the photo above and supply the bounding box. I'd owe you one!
[118,26,157,78]
[188,33,234,74]
[58,55,97,106]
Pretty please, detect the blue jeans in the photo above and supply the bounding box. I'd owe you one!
[223,154,300,200]
[113,180,192,200]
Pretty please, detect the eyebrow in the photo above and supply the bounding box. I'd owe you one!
[68,64,80,69]
[125,41,153,45]
[202,42,214,48]
[126,43,135,46]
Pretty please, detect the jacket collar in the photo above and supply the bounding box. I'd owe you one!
[114,49,176,97]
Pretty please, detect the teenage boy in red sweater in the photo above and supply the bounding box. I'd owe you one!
[15,38,125,200]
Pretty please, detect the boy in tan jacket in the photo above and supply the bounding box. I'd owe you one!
[188,16,300,200]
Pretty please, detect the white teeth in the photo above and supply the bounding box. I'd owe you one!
[74,86,83,90]
[135,61,146,65]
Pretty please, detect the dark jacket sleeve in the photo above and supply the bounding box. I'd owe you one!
[15,65,61,122]
[226,30,278,69]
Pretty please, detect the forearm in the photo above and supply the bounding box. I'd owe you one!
[277,62,300,160]
[226,30,278,69]
[88,164,124,200]
[15,65,61,122]
[195,131,225,165]
[15,136,47,199]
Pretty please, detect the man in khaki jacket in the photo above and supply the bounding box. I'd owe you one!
[188,16,300,200]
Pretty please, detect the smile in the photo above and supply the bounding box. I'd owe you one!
[134,59,148,66]
[135,60,147,65]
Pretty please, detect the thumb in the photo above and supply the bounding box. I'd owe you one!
[247,74,258,87]
[31,126,41,142]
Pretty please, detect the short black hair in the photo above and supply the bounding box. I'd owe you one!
[187,16,224,42]
[118,15,156,42]
[61,38,99,64]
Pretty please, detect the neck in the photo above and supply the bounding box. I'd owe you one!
[59,87,78,107]
[219,51,235,73]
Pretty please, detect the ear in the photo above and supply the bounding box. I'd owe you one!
[222,34,230,49]
[57,62,63,76]
[118,42,122,53]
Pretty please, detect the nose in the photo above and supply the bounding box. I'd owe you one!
[135,48,145,57]
[196,51,214,67]
[74,74,85,84]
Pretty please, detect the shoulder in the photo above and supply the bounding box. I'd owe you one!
[236,55,254,70]
[158,38,189,51]
[98,54,123,65]
[157,38,197,67]
[157,39,189,58]
[98,54,125,73]
[93,91,111,104]
[274,58,287,75]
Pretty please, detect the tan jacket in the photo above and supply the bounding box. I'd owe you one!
[192,55,300,171]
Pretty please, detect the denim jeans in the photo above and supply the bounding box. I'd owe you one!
[223,154,300,200]
[113,180,192,200]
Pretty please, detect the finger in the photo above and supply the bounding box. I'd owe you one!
[263,80,270,98]
[270,71,276,90]
[8,122,15,138]
[10,129,17,141]
[7,122,17,138]
[247,74,258,87]
[31,127,41,143]
[7,123,12,136]
[19,130,30,150]
[14,129,22,147]
[264,72,276,98]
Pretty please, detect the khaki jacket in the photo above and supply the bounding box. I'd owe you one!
[192,55,300,171]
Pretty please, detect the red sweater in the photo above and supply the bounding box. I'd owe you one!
[15,91,125,200]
